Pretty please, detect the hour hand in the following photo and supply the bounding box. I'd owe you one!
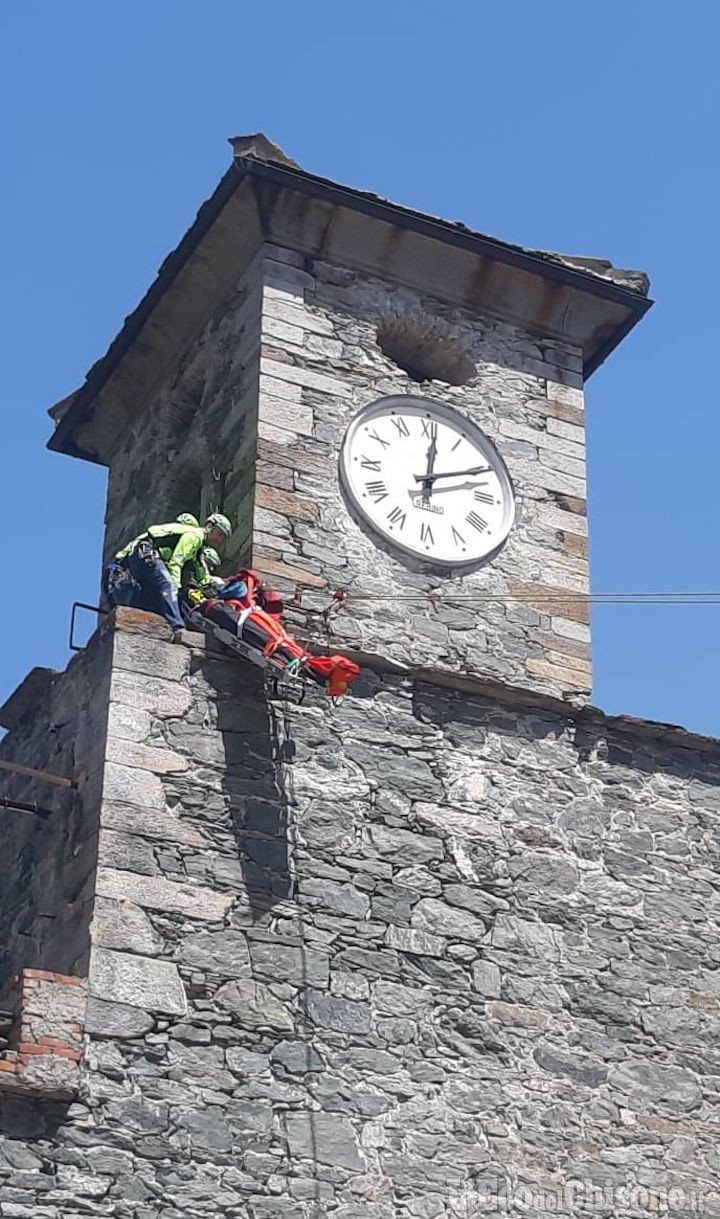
[414,464,491,483]
[420,430,438,500]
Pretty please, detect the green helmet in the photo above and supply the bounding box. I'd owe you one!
[205,512,232,538]
[176,512,200,527]
[201,546,221,571]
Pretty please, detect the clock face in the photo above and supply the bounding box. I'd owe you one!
[339,396,515,568]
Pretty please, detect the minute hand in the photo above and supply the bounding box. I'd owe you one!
[413,464,492,483]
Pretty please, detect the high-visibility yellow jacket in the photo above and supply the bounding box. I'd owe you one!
[116,522,211,588]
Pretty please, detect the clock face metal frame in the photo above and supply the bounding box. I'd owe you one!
[339,395,516,571]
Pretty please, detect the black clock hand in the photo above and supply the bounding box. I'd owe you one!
[420,423,438,501]
[414,464,492,483]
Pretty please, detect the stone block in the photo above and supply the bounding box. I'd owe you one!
[305,991,372,1034]
[298,878,369,920]
[271,1040,324,1073]
[92,896,163,956]
[527,657,590,691]
[260,357,352,398]
[414,804,503,842]
[263,291,335,335]
[84,997,154,1038]
[89,948,187,1016]
[385,926,446,957]
[112,632,190,682]
[284,1112,364,1170]
[550,615,591,642]
[546,382,584,408]
[547,416,585,445]
[179,929,251,977]
[106,738,189,774]
[177,1108,233,1151]
[472,959,501,997]
[215,979,294,1031]
[366,825,444,865]
[255,484,318,523]
[487,1001,549,1028]
[225,1047,270,1075]
[257,437,330,477]
[373,981,429,1017]
[559,530,588,558]
[534,502,588,537]
[100,801,209,847]
[103,762,165,811]
[412,898,486,941]
[608,1060,701,1115]
[509,581,590,625]
[106,703,152,743]
[98,829,157,876]
[538,448,585,480]
[543,397,584,425]
[96,867,233,921]
[261,371,303,401]
[491,915,563,961]
[252,554,327,589]
[534,1045,606,1087]
[110,671,192,717]
[258,393,314,436]
[249,939,330,989]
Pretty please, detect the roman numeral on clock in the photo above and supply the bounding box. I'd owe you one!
[452,526,466,547]
[421,419,438,439]
[387,506,406,530]
[368,429,390,449]
[360,456,382,472]
[420,522,434,546]
[474,489,494,505]
[466,510,488,533]
[365,480,388,503]
[391,416,410,438]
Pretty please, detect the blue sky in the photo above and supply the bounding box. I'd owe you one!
[1,1,718,734]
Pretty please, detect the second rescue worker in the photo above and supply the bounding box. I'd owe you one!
[107,512,232,630]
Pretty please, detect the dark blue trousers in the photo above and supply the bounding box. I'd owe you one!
[109,552,184,630]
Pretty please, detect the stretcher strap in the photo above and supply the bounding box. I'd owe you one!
[262,626,289,658]
[235,607,253,632]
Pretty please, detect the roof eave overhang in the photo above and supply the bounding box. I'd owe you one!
[47,155,652,465]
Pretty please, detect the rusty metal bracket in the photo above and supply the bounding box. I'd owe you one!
[0,797,54,819]
[0,759,77,790]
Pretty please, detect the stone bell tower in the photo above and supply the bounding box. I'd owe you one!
[4,138,718,1218]
[48,132,651,703]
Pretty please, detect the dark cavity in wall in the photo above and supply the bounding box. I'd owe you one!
[377,315,476,386]
[165,462,204,525]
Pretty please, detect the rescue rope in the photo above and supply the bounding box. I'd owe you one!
[309,591,720,606]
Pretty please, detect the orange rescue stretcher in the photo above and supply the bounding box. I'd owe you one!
[184,569,360,699]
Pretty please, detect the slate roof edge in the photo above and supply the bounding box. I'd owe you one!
[47,152,653,463]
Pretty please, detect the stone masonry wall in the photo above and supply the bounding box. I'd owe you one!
[0,627,111,986]
[102,249,263,566]
[252,246,591,705]
[2,609,720,1217]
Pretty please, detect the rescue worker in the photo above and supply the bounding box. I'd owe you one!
[173,516,223,593]
[107,513,232,630]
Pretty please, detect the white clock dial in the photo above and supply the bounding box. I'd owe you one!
[340,396,515,568]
